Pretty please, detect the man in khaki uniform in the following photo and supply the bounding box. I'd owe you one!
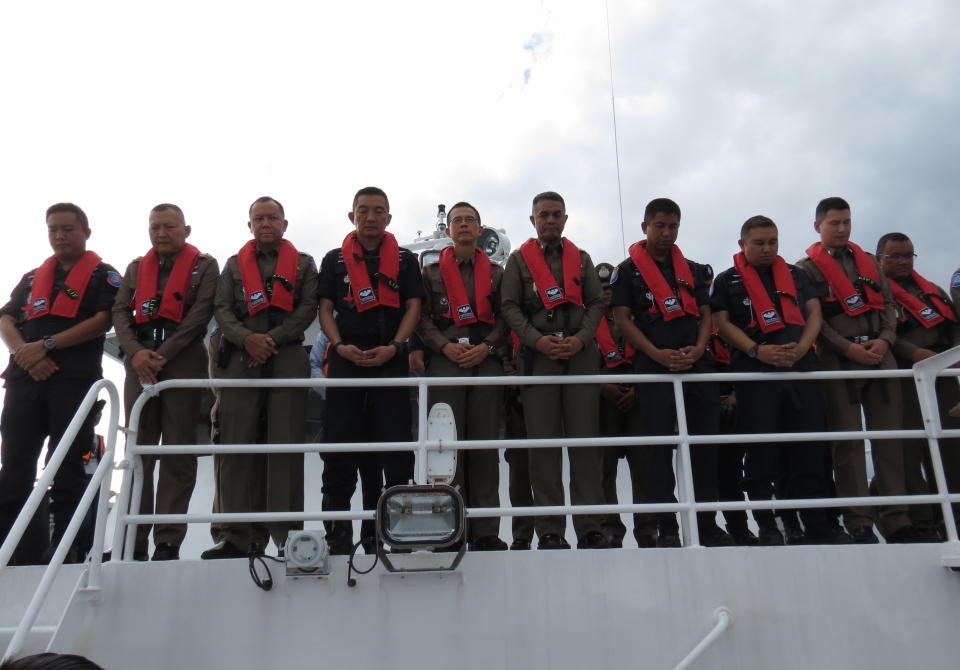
[202,196,318,559]
[417,202,508,551]
[796,197,932,543]
[501,191,609,550]
[113,203,218,561]
[878,232,960,532]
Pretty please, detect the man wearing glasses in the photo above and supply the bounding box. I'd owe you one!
[877,232,960,535]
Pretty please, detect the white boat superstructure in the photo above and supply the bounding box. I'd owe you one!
[1,347,959,669]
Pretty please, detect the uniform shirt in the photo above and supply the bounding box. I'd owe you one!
[0,259,119,381]
[112,252,219,362]
[416,256,507,353]
[710,262,819,371]
[215,244,319,348]
[890,277,960,365]
[609,250,712,353]
[316,244,423,344]
[500,241,604,349]
[795,246,897,356]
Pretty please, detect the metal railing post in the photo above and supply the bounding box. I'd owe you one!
[417,378,430,483]
[673,377,699,547]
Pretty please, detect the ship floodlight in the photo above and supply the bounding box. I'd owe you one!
[284,530,330,577]
[376,484,466,572]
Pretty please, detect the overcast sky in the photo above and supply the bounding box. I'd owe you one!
[1,0,958,400]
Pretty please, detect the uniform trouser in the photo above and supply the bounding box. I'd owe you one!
[0,377,97,560]
[900,375,960,527]
[321,349,414,544]
[217,344,308,550]
[503,388,533,543]
[822,354,911,536]
[636,377,720,535]
[716,395,749,532]
[734,377,834,532]
[520,346,604,540]
[124,343,205,552]
[599,395,656,543]
[428,355,503,541]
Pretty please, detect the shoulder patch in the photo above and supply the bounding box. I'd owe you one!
[308,256,318,273]
[951,272,960,288]
[609,267,619,285]
[106,271,122,287]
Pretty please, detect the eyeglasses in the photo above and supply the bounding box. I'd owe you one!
[449,216,479,225]
[880,253,917,261]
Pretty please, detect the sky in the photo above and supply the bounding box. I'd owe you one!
[1,0,958,397]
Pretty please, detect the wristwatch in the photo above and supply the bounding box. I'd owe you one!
[746,344,758,359]
[484,341,497,356]
[42,337,58,351]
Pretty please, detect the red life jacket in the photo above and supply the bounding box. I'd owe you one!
[341,231,400,312]
[26,251,102,320]
[805,242,884,317]
[438,246,494,325]
[710,327,731,365]
[628,241,698,320]
[237,239,298,315]
[733,252,806,334]
[595,316,634,368]
[133,244,201,324]
[890,271,956,328]
[519,238,583,308]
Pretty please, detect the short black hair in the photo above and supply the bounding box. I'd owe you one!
[150,203,185,220]
[248,196,285,219]
[876,231,911,256]
[45,203,89,231]
[643,198,681,222]
[448,201,480,224]
[815,197,850,221]
[532,191,565,212]
[740,215,777,239]
[353,186,390,212]
[0,652,105,670]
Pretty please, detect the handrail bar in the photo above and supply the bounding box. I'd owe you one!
[1,379,120,663]
[673,607,732,670]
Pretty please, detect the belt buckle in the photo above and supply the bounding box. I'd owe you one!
[457,337,471,345]
[853,335,869,344]
[552,331,566,339]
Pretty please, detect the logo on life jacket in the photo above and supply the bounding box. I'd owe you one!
[32,297,47,314]
[844,294,865,311]
[761,309,781,326]
[457,304,475,320]
[919,307,939,322]
[605,350,623,363]
[141,299,156,317]
[249,291,266,309]
[358,287,376,304]
[544,286,564,303]
[663,296,680,312]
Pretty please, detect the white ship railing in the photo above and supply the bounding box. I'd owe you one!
[2,345,959,661]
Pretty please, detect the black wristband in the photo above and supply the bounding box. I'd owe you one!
[332,342,345,352]
[389,340,405,353]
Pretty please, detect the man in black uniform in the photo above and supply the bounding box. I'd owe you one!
[878,232,960,532]
[317,186,423,554]
[711,216,852,545]
[0,203,118,563]
[610,198,732,547]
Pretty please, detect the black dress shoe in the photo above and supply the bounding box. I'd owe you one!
[656,533,681,548]
[102,549,149,562]
[849,527,880,544]
[700,526,736,547]
[727,527,759,546]
[605,535,624,549]
[537,534,571,550]
[805,527,854,545]
[756,526,785,546]
[887,525,941,544]
[577,531,612,549]
[152,543,180,561]
[783,527,807,545]
[510,539,532,550]
[200,541,248,560]
[469,535,509,551]
[635,534,658,548]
